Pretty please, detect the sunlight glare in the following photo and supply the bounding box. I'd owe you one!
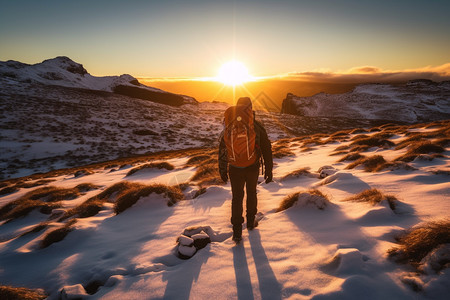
[216,60,252,86]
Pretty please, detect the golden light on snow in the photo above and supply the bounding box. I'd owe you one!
[215,60,253,86]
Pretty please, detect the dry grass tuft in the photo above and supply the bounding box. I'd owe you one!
[114,184,183,214]
[60,181,142,220]
[25,186,80,202]
[14,179,56,189]
[193,187,207,199]
[281,167,312,181]
[40,219,77,248]
[272,144,295,158]
[434,138,450,147]
[395,141,445,162]
[338,152,365,162]
[185,154,214,167]
[277,189,330,212]
[388,220,450,267]
[346,155,387,172]
[94,181,141,202]
[190,163,222,186]
[329,150,349,156]
[75,183,100,192]
[19,223,48,237]
[350,128,367,134]
[344,188,398,210]
[334,145,350,152]
[0,185,19,196]
[350,135,395,148]
[126,162,175,176]
[64,197,105,220]
[0,285,46,300]
[0,186,84,222]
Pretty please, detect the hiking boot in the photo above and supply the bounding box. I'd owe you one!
[232,235,242,244]
[247,219,258,230]
[232,224,242,242]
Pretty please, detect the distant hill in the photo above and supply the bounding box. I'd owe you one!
[282,80,450,123]
[0,56,197,106]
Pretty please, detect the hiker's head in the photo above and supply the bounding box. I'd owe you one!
[236,97,252,110]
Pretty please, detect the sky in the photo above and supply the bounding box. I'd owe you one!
[0,0,450,79]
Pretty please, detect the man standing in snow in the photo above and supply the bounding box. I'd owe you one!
[218,97,273,243]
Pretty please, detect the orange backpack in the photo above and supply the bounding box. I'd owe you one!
[223,105,257,167]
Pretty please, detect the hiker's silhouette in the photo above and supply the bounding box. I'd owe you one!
[218,97,273,242]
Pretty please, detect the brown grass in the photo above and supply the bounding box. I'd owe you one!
[350,135,395,148]
[434,138,450,147]
[281,167,312,181]
[277,189,330,212]
[388,220,450,267]
[40,219,77,248]
[185,154,214,167]
[193,187,207,199]
[190,163,221,184]
[60,181,142,220]
[0,285,46,300]
[14,179,56,189]
[74,183,100,192]
[95,181,140,201]
[114,184,183,214]
[19,223,48,237]
[338,152,365,162]
[395,141,445,162]
[126,162,175,176]
[0,147,216,188]
[334,145,350,152]
[0,186,84,221]
[0,186,19,196]
[272,144,295,158]
[350,128,367,134]
[64,198,106,220]
[25,186,80,202]
[344,188,398,211]
[394,135,427,150]
[346,155,387,172]
[329,150,349,156]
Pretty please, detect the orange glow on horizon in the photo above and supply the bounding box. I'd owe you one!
[214,60,254,86]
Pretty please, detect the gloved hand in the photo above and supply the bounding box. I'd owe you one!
[264,170,273,184]
[220,171,228,183]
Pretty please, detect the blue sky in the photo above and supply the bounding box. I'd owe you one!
[1,0,449,77]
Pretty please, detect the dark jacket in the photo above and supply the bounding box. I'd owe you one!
[218,119,273,175]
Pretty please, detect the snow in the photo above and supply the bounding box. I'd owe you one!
[0,121,449,299]
[0,56,163,93]
[285,82,450,123]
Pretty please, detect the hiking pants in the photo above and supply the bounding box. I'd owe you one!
[229,163,259,227]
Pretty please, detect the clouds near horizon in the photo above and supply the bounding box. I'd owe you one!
[282,63,450,83]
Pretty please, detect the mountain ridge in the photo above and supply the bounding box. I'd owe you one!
[0,56,197,106]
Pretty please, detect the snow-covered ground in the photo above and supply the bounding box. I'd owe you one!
[282,80,450,123]
[0,121,448,299]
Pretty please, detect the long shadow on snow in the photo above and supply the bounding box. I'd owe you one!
[233,241,255,300]
[285,204,377,252]
[0,197,175,297]
[161,245,211,300]
[248,230,282,300]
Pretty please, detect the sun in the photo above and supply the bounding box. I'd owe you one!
[216,60,252,86]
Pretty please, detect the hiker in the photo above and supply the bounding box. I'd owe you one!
[218,97,273,243]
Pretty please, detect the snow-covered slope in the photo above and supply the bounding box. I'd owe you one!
[0,121,448,299]
[0,75,387,180]
[0,56,197,106]
[1,56,148,92]
[282,80,450,123]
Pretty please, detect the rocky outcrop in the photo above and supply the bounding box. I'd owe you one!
[281,81,450,123]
